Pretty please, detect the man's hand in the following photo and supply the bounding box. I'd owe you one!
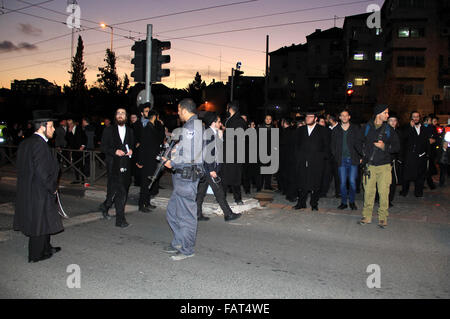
[136,163,143,169]
[410,120,415,127]
[210,171,217,178]
[162,156,173,169]
[374,140,385,150]
[429,138,436,144]
[115,149,125,156]
[126,149,133,157]
[217,129,223,139]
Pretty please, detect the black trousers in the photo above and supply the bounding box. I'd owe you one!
[222,184,242,202]
[257,173,272,190]
[321,159,340,196]
[197,174,233,218]
[113,182,129,225]
[242,163,258,192]
[104,160,114,208]
[298,189,320,207]
[139,171,158,207]
[439,163,448,186]
[28,234,51,261]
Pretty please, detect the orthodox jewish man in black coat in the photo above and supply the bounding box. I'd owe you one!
[100,108,135,227]
[14,110,64,263]
[293,109,331,211]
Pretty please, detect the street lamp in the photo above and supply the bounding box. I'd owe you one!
[100,23,114,51]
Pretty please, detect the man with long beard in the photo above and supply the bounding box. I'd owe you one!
[14,110,64,263]
[100,108,135,228]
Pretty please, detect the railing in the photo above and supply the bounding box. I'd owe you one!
[0,145,107,185]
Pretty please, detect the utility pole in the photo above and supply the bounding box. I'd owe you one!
[265,35,269,112]
[145,24,153,106]
[230,68,235,102]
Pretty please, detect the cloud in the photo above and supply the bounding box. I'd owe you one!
[18,23,43,36]
[0,40,38,52]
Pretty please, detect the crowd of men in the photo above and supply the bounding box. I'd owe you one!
[10,101,450,262]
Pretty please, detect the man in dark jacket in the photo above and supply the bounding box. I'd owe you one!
[359,105,400,228]
[66,117,87,184]
[331,109,362,210]
[222,102,247,205]
[293,110,331,211]
[257,115,274,190]
[136,109,165,212]
[400,111,433,198]
[99,108,135,228]
[14,112,63,263]
[196,112,241,222]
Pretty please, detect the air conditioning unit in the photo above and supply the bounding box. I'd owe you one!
[441,28,450,36]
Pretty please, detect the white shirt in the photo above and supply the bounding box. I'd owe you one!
[307,123,317,136]
[118,125,126,144]
[330,123,338,130]
[414,124,421,135]
[34,132,48,142]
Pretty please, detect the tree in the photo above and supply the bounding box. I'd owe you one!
[68,35,87,93]
[187,72,206,105]
[97,49,120,96]
[120,74,130,95]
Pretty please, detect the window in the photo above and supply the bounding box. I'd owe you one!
[398,27,410,38]
[354,77,369,86]
[399,0,425,8]
[353,52,365,60]
[375,52,383,61]
[314,81,320,88]
[398,27,425,38]
[397,56,425,67]
[399,83,424,95]
[444,86,450,100]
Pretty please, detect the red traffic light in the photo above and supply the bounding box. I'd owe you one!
[346,89,354,96]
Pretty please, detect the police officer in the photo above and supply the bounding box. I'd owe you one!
[162,99,204,261]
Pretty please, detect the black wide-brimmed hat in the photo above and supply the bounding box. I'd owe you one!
[32,110,57,123]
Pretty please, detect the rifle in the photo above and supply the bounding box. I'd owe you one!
[147,137,178,190]
[362,123,388,184]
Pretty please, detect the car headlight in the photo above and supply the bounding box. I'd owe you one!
[0,137,5,143]
[445,132,450,143]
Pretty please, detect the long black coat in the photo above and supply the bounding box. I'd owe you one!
[13,134,64,237]
[400,125,431,181]
[101,125,135,186]
[222,112,247,186]
[295,124,331,191]
[137,121,165,176]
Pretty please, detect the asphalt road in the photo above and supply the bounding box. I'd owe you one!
[0,203,449,299]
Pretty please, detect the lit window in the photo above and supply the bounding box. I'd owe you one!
[376,28,382,35]
[375,52,383,61]
[314,82,320,88]
[398,27,410,37]
[353,53,365,61]
[354,78,369,86]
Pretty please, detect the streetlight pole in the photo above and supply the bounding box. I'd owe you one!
[100,23,114,51]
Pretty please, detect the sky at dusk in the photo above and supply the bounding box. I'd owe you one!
[0,0,384,90]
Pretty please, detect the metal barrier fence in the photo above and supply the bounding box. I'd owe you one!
[0,145,107,185]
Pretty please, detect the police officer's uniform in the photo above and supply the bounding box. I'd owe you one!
[166,114,203,257]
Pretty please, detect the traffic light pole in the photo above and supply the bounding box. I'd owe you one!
[145,24,153,106]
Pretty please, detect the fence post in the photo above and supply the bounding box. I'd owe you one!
[90,150,95,184]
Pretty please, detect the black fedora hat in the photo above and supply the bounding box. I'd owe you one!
[32,110,57,123]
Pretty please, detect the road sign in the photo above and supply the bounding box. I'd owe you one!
[347,82,353,89]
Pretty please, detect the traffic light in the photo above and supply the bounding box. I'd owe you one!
[131,40,146,83]
[151,38,171,82]
[346,89,354,104]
